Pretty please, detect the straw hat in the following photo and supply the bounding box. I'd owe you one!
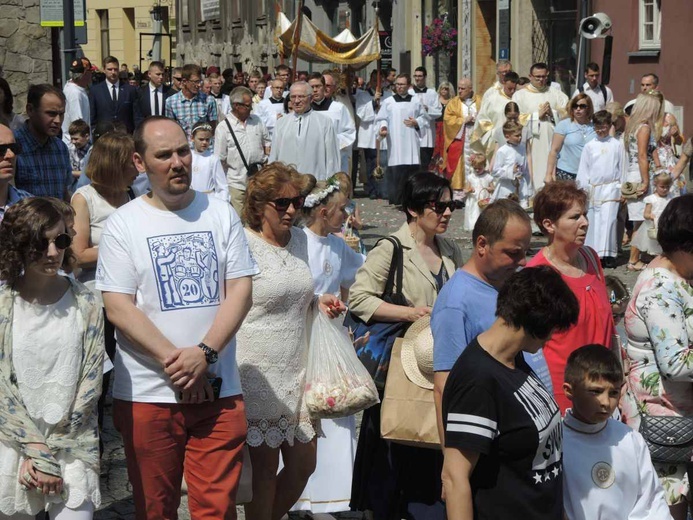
[400,315,435,390]
[621,181,640,199]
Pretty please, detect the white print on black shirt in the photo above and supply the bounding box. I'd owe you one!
[514,375,562,472]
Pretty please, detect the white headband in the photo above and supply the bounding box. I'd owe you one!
[304,183,340,208]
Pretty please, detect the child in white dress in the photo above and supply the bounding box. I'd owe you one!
[576,110,626,267]
[491,121,532,208]
[631,172,675,256]
[562,345,672,520]
[190,122,229,201]
[292,174,365,517]
[463,154,495,231]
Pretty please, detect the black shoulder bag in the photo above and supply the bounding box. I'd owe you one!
[344,236,410,390]
[224,119,263,177]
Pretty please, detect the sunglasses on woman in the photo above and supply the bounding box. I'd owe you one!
[269,196,306,212]
[573,104,589,110]
[426,200,456,214]
[42,233,73,251]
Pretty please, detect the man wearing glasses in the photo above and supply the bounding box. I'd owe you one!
[215,86,270,216]
[0,124,31,222]
[165,64,218,143]
[269,81,340,180]
[170,67,184,93]
[512,62,569,191]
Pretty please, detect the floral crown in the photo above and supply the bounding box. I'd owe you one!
[303,180,340,209]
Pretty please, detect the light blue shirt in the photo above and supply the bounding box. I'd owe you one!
[431,268,553,392]
[555,118,596,174]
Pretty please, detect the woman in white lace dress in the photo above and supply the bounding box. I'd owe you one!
[0,198,104,519]
[236,163,345,520]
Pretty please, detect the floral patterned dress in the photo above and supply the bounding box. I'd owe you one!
[620,267,693,505]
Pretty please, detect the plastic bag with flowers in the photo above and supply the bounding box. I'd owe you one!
[304,305,379,419]
[422,16,458,57]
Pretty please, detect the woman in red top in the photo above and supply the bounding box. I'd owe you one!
[527,181,616,411]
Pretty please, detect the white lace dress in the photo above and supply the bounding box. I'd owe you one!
[0,291,101,516]
[236,228,319,448]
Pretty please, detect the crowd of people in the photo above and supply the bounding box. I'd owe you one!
[0,52,691,520]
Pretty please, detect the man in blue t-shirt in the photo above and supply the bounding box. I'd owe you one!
[432,199,536,442]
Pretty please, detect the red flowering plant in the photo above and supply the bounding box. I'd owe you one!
[422,16,458,57]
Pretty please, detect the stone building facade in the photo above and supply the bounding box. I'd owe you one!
[0,0,53,115]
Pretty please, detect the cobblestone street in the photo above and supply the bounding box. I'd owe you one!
[94,191,641,519]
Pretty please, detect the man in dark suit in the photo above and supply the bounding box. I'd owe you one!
[89,55,137,133]
[134,61,172,128]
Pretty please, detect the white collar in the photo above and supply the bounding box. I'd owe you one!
[563,409,608,434]
[108,80,120,90]
[149,83,161,92]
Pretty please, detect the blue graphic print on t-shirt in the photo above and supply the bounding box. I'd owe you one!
[147,231,220,311]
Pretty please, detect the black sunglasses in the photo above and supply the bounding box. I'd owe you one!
[269,196,305,212]
[173,76,183,81]
[0,142,21,156]
[426,200,456,215]
[574,104,589,109]
[41,233,73,251]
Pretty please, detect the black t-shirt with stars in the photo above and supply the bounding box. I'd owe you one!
[442,338,563,520]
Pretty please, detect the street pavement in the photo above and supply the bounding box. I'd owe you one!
[94,191,641,519]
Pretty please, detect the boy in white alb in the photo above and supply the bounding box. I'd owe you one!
[562,345,672,520]
[95,117,259,518]
[492,121,531,207]
[576,111,625,268]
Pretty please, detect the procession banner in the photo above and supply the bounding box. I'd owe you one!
[276,12,380,69]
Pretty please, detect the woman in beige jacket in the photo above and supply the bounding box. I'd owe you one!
[349,172,464,520]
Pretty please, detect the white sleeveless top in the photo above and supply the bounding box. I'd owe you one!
[72,185,120,286]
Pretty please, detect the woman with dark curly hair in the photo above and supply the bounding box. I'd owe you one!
[236,162,345,520]
[0,197,104,519]
[526,181,615,411]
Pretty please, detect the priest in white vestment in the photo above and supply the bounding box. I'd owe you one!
[474,71,519,159]
[308,73,356,173]
[376,74,426,205]
[409,66,442,168]
[480,59,513,103]
[356,70,391,199]
[269,82,340,180]
[512,63,569,191]
[254,79,287,140]
[576,113,626,265]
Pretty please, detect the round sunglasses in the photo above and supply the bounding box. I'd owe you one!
[41,233,73,251]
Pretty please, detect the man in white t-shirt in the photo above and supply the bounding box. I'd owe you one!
[95,116,259,518]
[571,62,613,112]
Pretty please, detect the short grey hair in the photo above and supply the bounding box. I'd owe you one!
[230,86,253,104]
[497,60,512,70]
[290,81,311,97]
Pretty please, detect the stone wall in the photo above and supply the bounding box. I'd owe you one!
[0,0,53,116]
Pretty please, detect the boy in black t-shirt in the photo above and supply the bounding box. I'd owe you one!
[442,266,579,520]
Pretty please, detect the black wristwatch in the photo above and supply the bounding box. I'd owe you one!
[197,342,218,364]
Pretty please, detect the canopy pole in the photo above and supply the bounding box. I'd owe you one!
[292,0,305,82]
[375,2,381,106]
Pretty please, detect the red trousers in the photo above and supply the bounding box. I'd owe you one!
[113,395,246,520]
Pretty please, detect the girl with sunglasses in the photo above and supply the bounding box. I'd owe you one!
[546,93,596,182]
[349,172,464,520]
[236,163,345,520]
[0,197,104,519]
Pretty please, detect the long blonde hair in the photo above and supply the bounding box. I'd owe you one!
[624,91,664,145]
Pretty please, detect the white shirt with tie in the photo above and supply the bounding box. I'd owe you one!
[149,83,163,116]
[108,81,119,101]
